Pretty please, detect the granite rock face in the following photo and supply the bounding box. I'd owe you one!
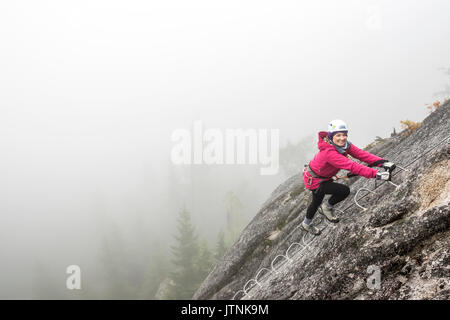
[193,101,450,300]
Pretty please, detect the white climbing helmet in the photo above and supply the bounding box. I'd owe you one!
[328,119,348,133]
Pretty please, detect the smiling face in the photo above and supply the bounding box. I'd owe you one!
[332,132,348,147]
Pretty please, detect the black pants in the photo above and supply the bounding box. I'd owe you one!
[306,180,350,220]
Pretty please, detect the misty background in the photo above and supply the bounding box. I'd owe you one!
[0,0,449,298]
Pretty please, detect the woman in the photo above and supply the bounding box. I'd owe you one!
[302,119,395,235]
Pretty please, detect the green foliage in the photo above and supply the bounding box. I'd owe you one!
[91,189,248,300]
[166,207,200,299]
[93,205,230,300]
[165,207,215,299]
[277,220,287,230]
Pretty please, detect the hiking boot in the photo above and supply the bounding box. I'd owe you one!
[318,204,340,223]
[301,221,321,235]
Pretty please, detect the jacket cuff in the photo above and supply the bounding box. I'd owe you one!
[368,159,388,167]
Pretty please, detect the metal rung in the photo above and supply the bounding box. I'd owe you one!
[271,254,291,272]
[255,268,273,283]
[232,290,246,300]
[286,242,304,259]
[243,279,260,296]
[354,188,377,211]
[302,231,315,247]
[395,165,408,172]
[388,180,399,188]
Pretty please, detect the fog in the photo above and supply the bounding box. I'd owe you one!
[0,0,449,298]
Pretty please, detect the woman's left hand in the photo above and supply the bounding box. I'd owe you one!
[382,162,396,172]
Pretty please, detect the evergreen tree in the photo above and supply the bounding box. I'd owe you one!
[166,207,200,299]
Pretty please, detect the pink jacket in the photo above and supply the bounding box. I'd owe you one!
[303,131,384,190]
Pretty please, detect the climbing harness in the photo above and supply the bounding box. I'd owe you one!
[232,135,450,300]
[304,164,332,186]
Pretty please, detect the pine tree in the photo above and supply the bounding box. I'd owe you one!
[166,207,200,299]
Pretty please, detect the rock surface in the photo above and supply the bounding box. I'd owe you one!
[193,101,450,300]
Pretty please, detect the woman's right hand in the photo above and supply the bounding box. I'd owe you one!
[376,172,391,181]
